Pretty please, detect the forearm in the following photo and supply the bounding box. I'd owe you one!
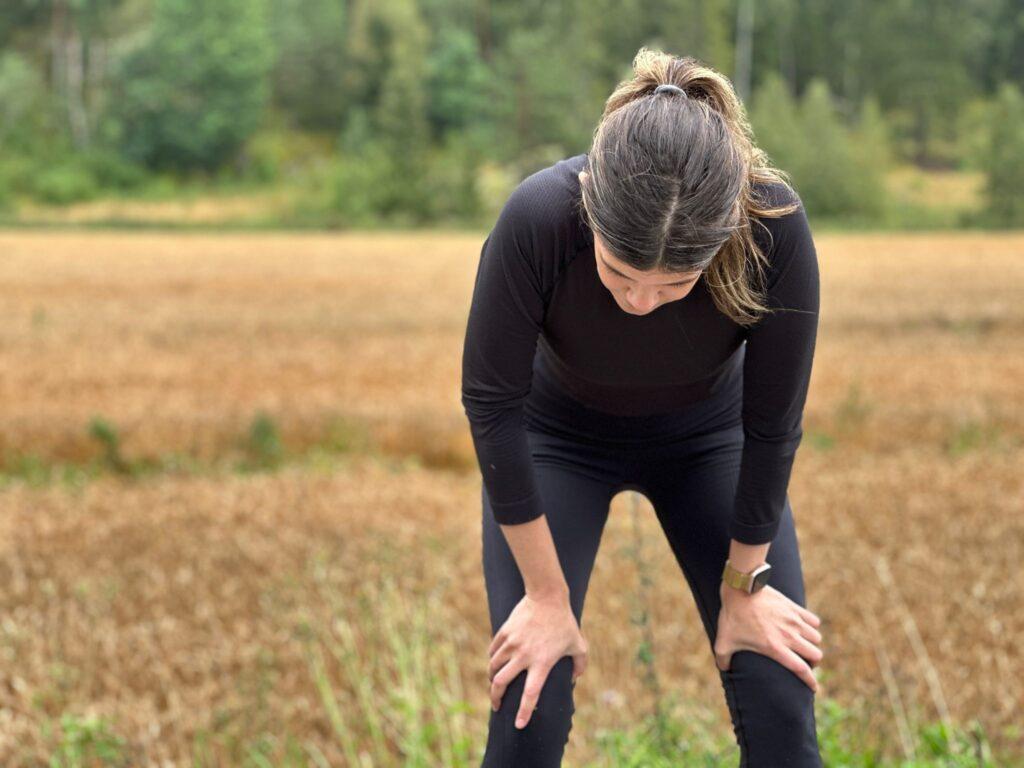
[727,539,770,573]
[500,516,570,602]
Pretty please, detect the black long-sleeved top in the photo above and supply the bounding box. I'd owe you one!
[460,153,820,545]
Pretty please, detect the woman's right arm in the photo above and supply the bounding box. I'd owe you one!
[461,175,587,728]
[461,170,574,528]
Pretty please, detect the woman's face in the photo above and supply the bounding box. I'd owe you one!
[592,230,703,316]
[579,171,703,316]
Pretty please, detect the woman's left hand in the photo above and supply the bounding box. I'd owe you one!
[713,583,824,692]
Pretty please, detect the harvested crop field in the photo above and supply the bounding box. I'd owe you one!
[0,228,1022,765]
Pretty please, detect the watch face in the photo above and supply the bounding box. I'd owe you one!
[751,565,772,591]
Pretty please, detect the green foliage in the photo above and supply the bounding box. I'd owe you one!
[945,419,1005,457]
[955,96,996,172]
[319,126,483,227]
[749,72,804,172]
[591,696,1003,767]
[79,149,149,192]
[31,158,99,204]
[43,712,129,767]
[978,81,1024,227]
[0,50,51,153]
[1,0,1020,227]
[425,27,494,139]
[236,123,333,184]
[106,0,274,172]
[240,411,285,471]
[268,0,349,130]
[0,49,54,206]
[303,571,476,767]
[374,0,433,222]
[423,130,485,223]
[490,23,595,157]
[323,140,395,226]
[848,94,892,220]
[593,697,736,766]
[752,75,888,220]
[87,417,131,475]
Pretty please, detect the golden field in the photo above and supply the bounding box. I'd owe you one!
[0,228,1022,765]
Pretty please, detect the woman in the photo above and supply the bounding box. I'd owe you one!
[460,47,824,767]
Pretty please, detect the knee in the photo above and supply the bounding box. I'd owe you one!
[483,656,577,768]
[720,650,821,765]
[499,655,576,727]
[726,649,816,705]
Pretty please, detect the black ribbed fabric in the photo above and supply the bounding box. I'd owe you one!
[460,153,819,545]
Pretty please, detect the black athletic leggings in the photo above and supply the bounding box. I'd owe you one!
[480,347,823,767]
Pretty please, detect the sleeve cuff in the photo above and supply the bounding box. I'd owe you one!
[489,491,545,526]
[728,517,781,545]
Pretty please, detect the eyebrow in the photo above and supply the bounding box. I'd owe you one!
[598,252,700,286]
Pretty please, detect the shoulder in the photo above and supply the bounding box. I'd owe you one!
[748,180,816,289]
[487,154,588,280]
[749,179,806,246]
[497,155,588,242]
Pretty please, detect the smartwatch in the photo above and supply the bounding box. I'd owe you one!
[721,559,772,594]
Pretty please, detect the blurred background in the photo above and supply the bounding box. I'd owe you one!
[0,0,1022,765]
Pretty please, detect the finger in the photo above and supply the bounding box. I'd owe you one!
[795,605,821,627]
[490,658,525,711]
[488,628,508,657]
[794,615,823,646]
[776,645,818,692]
[515,664,552,729]
[488,641,515,681]
[788,632,824,667]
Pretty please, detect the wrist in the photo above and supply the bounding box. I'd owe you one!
[720,558,772,598]
[527,582,570,605]
[720,579,757,600]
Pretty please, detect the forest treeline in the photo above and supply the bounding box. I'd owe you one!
[1,0,1022,227]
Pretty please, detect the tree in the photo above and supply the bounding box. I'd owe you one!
[106,0,273,172]
[980,82,1024,227]
[268,0,349,131]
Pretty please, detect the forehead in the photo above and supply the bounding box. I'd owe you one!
[594,235,702,284]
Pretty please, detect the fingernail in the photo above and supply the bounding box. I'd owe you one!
[515,718,525,728]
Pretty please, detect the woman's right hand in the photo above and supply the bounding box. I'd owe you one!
[487,590,588,729]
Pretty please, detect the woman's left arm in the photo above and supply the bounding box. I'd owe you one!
[714,190,823,689]
[728,191,821,548]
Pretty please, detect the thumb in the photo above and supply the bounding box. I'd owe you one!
[571,641,588,680]
[572,650,587,680]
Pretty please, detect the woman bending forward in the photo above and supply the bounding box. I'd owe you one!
[460,47,825,768]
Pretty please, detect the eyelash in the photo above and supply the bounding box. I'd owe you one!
[613,272,692,288]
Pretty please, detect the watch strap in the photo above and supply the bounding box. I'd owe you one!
[722,559,770,593]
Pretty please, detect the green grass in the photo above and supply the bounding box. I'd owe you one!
[29,542,1018,766]
[0,412,379,491]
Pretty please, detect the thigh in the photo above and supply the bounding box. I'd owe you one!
[479,430,621,768]
[482,429,621,631]
[638,427,822,766]
[636,424,810,650]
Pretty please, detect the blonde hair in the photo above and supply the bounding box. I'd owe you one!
[578,46,800,326]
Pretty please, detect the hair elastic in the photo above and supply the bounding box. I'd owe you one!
[653,83,686,97]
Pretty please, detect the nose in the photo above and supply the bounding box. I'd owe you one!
[627,290,658,313]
